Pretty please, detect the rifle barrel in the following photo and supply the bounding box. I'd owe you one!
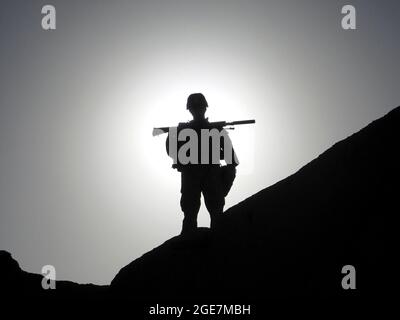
[229,120,256,125]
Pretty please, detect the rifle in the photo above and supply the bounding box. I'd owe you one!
[152,119,255,136]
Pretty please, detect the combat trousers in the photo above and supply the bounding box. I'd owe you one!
[180,165,225,234]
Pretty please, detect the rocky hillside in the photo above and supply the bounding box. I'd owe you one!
[111,106,399,300]
[2,106,398,302]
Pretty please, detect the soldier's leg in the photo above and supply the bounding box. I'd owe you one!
[180,171,201,234]
[202,167,225,229]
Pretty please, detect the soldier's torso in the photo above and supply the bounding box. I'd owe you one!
[167,119,224,170]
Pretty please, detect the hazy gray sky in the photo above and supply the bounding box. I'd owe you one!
[1,0,399,284]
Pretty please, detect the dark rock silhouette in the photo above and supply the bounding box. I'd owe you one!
[0,250,107,300]
[111,106,399,300]
[1,106,398,302]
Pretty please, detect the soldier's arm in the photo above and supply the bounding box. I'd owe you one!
[221,129,239,166]
[165,135,170,155]
[166,130,181,170]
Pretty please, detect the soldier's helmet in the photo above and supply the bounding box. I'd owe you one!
[186,93,208,109]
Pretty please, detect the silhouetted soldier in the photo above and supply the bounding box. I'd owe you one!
[166,93,239,234]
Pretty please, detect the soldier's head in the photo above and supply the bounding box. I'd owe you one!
[187,93,208,120]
